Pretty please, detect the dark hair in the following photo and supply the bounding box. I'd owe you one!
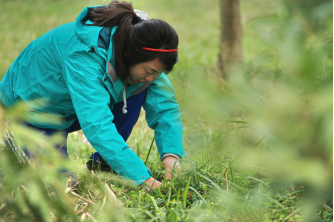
[83,1,179,80]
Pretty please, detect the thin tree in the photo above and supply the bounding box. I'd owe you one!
[219,0,243,79]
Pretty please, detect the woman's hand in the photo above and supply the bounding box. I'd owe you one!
[141,177,163,191]
[141,156,180,191]
[162,156,181,180]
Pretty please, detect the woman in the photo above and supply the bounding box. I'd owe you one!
[0,1,185,189]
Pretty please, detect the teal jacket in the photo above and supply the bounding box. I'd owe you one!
[0,6,185,185]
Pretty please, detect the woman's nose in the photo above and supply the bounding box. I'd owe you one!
[145,74,156,82]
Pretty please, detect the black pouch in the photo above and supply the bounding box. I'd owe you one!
[86,157,117,175]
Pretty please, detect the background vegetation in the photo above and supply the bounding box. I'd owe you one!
[0,0,332,221]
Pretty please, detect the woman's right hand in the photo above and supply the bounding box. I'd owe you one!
[141,177,162,191]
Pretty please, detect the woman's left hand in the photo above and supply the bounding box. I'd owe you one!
[161,156,181,180]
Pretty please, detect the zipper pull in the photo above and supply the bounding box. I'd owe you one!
[88,46,95,52]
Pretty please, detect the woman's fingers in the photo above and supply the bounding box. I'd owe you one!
[142,156,182,192]
[141,177,163,191]
[165,165,181,180]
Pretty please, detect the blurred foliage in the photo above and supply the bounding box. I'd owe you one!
[0,0,332,221]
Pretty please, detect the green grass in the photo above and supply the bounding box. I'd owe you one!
[0,0,332,221]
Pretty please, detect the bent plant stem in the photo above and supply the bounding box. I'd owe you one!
[224,166,229,192]
[145,137,155,165]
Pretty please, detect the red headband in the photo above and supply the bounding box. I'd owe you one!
[142,47,178,52]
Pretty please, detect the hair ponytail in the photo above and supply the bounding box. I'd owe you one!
[84,1,179,80]
[84,1,140,79]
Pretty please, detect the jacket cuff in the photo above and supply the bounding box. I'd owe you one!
[121,169,152,186]
[161,153,181,161]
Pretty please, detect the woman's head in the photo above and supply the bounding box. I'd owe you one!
[84,1,179,82]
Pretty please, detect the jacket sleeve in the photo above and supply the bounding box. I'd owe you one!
[63,50,151,186]
[143,74,186,159]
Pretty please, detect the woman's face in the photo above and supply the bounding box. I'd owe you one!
[127,58,165,85]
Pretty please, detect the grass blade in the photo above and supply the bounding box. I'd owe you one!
[188,187,209,208]
[135,139,141,158]
[246,177,269,187]
[183,177,191,208]
[145,137,155,165]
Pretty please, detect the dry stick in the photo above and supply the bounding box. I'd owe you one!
[49,210,57,221]
[75,204,89,215]
[80,213,86,221]
[20,185,29,192]
[224,167,229,192]
[87,189,95,202]
[289,207,294,222]
[56,142,66,153]
[104,183,121,207]
[70,191,94,205]
[86,212,98,222]
[0,203,6,212]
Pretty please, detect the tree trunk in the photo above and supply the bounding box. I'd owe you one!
[219,0,243,79]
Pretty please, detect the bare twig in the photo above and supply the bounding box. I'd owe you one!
[0,203,6,211]
[75,203,89,215]
[70,191,94,205]
[80,212,86,221]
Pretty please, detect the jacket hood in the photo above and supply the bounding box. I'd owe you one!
[75,6,125,94]
[75,6,104,50]
[75,5,117,67]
